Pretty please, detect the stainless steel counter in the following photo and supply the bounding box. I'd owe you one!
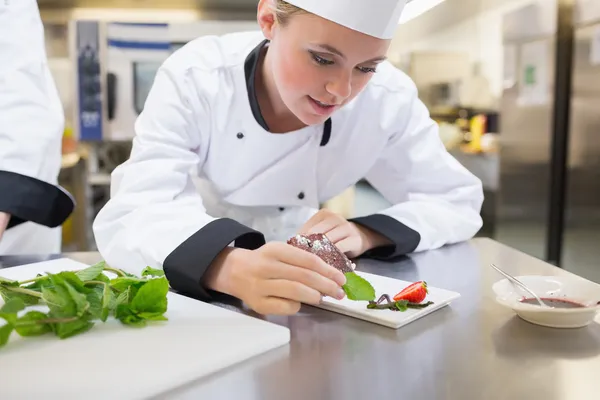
[2,238,600,400]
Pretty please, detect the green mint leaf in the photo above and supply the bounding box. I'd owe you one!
[0,313,17,326]
[0,312,18,325]
[394,300,409,312]
[53,272,91,294]
[42,276,96,339]
[0,287,40,306]
[0,276,18,286]
[14,311,53,337]
[141,267,165,277]
[107,268,137,278]
[75,262,106,282]
[53,319,95,339]
[42,284,77,318]
[0,324,14,347]
[137,312,168,321]
[86,288,103,320]
[0,297,26,314]
[342,272,376,301]
[24,276,51,292]
[115,304,146,327]
[100,283,115,322]
[65,283,90,317]
[45,274,90,318]
[122,317,147,327]
[0,298,25,326]
[130,277,169,314]
[110,277,147,297]
[95,273,111,284]
[115,288,130,307]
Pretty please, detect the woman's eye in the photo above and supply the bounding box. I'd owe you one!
[311,53,334,66]
[357,66,377,74]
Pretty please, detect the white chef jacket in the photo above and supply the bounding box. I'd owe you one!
[93,31,483,299]
[0,0,74,255]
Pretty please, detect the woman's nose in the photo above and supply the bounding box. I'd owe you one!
[325,71,352,101]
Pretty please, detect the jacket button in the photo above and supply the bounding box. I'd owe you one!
[297,192,305,200]
[279,207,285,211]
[236,132,244,139]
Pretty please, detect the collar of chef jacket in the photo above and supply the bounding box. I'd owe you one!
[205,38,335,210]
[243,39,332,146]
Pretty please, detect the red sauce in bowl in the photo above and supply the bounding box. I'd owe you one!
[519,297,587,308]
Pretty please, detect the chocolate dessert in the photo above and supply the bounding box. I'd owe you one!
[287,233,355,273]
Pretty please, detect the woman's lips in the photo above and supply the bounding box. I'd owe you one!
[308,96,338,116]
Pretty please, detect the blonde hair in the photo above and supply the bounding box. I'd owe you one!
[273,0,307,26]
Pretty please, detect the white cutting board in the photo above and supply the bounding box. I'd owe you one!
[0,259,290,399]
[316,271,461,329]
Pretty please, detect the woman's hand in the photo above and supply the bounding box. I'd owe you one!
[299,209,391,258]
[203,242,347,316]
[0,212,10,242]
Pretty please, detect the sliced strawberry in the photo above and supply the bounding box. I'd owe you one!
[393,281,428,304]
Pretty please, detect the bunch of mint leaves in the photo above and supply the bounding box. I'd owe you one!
[0,262,169,348]
[342,272,376,302]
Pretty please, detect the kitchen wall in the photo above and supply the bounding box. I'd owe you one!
[389,0,555,99]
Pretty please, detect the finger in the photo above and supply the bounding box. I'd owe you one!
[298,210,330,234]
[261,280,323,305]
[336,237,361,261]
[281,265,347,300]
[288,245,347,287]
[306,218,340,236]
[323,225,352,244]
[263,261,346,300]
[265,243,347,286]
[253,297,302,316]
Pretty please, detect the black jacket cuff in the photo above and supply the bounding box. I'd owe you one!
[163,218,266,301]
[349,214,421,260]
[0,170,75,229]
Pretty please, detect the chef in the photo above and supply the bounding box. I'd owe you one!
[0,0,74,255]
[93,0,484,315]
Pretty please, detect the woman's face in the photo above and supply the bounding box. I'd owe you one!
[260,8,391,127]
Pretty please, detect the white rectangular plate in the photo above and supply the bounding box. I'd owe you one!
[0,259,290,399]
[316,271,461,329]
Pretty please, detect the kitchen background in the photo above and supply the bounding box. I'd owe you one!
[38,0,600,282]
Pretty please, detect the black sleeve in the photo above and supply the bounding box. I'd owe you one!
[348,214,421,260]
[163,218,265,301]
[0,170,75,229]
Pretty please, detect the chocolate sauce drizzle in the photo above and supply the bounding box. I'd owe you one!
[367,294,434,312]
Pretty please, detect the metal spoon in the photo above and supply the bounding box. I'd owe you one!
[490,263,551,308]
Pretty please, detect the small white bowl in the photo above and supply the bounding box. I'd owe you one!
[492,275,600,329]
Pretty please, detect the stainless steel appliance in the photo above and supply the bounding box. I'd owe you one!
[562,0,600,281]
[71,20,259,142]
[498,0,600,283]
[496,0,558,261]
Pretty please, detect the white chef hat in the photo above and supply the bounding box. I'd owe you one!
[283,0,408,39]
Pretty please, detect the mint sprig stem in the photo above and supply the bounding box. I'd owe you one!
[4,286,43,299]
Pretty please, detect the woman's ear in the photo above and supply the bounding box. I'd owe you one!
[257,0,277,40]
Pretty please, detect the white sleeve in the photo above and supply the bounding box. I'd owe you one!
[92,64,265,299]
[0,0,73,230]
[350,83,483,258]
